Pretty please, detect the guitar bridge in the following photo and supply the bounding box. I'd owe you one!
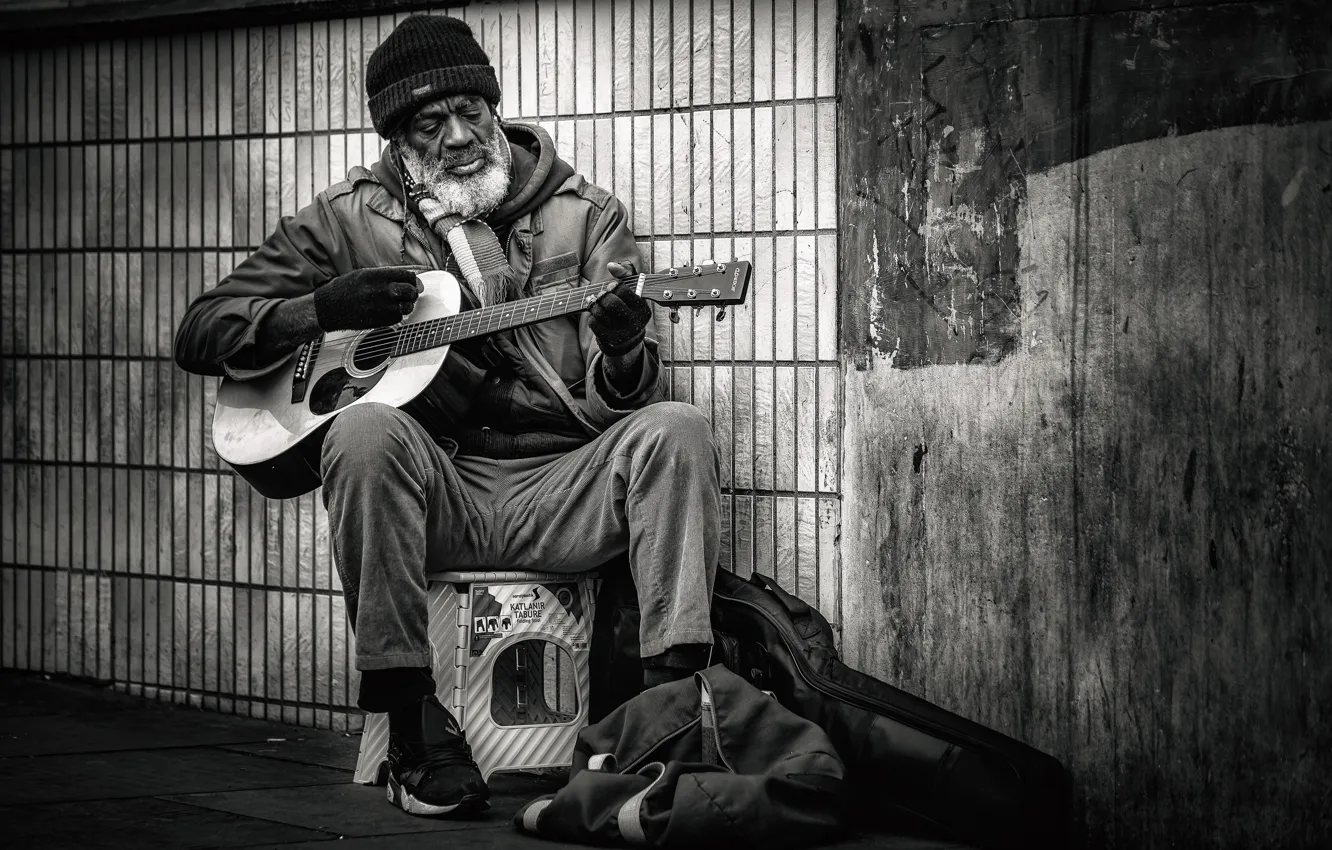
[290,338,321,404]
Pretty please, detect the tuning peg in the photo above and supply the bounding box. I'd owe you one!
[716,307,727,321]
[669,309,681,324]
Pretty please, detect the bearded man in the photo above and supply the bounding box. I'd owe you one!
[173,15,720,818]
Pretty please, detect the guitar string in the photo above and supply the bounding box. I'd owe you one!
[322,280,600,351]
[312,268,742,364]
[317,269,735,361]
[326,284,603,362]
[298,270,747,389]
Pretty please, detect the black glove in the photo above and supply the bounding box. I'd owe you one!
[588,266,651,357]
[313,266,422,331]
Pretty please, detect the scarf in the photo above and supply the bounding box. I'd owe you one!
[395,145,518,308]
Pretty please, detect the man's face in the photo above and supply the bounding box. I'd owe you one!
[402,93,495,167]
[397,93,511,217]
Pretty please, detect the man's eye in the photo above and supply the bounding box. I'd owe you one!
[417,122,439,135]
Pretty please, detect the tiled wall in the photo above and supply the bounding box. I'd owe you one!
[0,0,839,728]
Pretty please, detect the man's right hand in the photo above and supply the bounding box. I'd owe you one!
[312,267,424,331]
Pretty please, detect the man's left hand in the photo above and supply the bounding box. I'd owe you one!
[589,261,651,357]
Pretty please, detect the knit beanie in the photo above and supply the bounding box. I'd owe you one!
[365,15,502,137]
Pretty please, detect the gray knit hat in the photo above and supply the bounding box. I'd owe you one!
[365,15,501,137]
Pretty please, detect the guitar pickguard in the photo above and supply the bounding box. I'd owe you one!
[309,367,384,415]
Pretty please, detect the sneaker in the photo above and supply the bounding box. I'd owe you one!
[386,695,490,816]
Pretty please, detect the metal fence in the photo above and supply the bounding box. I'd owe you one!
[0,0,840,729]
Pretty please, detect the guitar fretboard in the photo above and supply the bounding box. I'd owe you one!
[391,281,605,356]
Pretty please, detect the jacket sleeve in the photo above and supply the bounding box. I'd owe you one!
[575,193,667,426]
[173,192,351,378]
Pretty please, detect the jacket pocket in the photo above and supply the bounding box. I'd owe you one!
[529,251,581,291]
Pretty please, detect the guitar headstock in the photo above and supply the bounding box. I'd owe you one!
[637,260,752,309]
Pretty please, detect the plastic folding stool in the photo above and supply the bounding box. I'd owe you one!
[354,570,599,785]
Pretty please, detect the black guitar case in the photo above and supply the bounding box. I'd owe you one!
[589,565,1070,850]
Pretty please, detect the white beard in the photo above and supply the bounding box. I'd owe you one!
[399,126,512,220]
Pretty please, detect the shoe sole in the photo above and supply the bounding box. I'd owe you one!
[387,773,490,817]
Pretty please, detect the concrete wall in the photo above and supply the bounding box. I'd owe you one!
[840,0,1331,846]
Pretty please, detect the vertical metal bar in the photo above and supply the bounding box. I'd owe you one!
[65,49,80,678]
[22,49,37,671]
[130,44,141,687]
[246,27,260,712]
[810,0,823,604]
[14,99,26,657]
[191,30,205,705]
[327,16,341,721]
[210,28,223,712]
[149,33,164,695]
[33,46,46,672]
[178,30,189,704]
[84,40,97,681]
[277,20,288,722]
[647,0,660,374]
[742,0,755,576]
[222,26,237,715]
[317,16,330,722]
[168,33,181,701]
[109,35,120,687]
[296,19,310,724]
[146,41,157,694]
[133,35,144,693]
[50,43,69,672]
[765,0,776,579]
[260,21,273,717]
[1,47,10,674]
[726,0,737,573]
[231,25,244,716]
[814,0,831,623]
[38,45,55,668]
[780,104,796,589]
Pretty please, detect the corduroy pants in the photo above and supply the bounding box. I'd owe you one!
[320,400,721,682]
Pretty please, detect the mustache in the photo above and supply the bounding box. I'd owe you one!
[434,144,491,170]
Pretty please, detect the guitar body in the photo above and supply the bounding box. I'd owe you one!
[213,270,462,499]
[211,259,752,500]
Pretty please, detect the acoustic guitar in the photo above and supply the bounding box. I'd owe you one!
[211,260,752,499]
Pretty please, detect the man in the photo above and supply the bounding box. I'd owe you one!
[173,15,720,818]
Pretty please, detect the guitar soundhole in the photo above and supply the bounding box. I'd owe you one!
[351,327,399,373]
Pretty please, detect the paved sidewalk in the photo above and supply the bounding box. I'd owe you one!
[0,671,968,849]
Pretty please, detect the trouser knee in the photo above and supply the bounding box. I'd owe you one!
[320,403,424,482]
[625,401,718,460]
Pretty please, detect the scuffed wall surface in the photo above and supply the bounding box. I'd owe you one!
[843,122,1331,845]
[839,0,1332,842]
[849,0,1331,369]
[0,0,840,727]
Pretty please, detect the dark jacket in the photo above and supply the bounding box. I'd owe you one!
[173,123,664,457]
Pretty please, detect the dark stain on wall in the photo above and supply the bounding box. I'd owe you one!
[846,0,1332,369]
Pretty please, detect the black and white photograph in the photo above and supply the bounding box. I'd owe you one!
[0,0,1327,847]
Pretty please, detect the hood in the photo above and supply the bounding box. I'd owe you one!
[371,121,575,228]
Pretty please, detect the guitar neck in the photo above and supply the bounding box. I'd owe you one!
[392,281,604,356]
